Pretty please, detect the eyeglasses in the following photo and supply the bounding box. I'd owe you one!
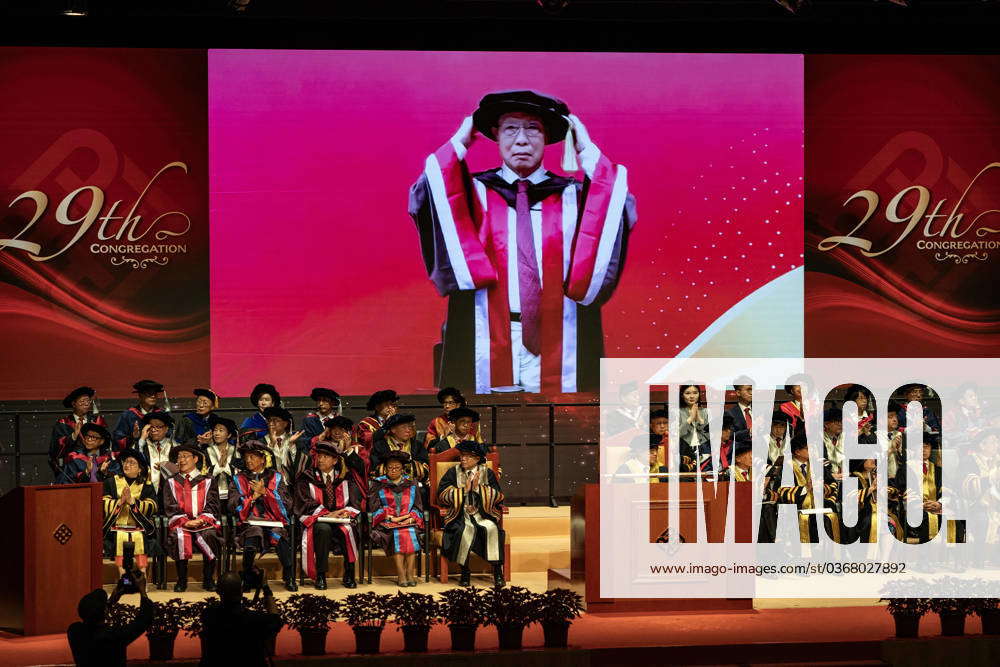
[122,459,140,467]
[148,424,166,430]
[499,124,543,139]
[83,433,103,441]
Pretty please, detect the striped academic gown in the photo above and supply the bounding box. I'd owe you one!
[409,139,636,394]
[162,472,222,561]
[49,413,108,477]
[296,462,364,579]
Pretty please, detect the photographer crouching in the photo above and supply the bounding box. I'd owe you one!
[67,567,152,667]
[199,568,283,666]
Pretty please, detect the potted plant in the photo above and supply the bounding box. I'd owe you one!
[973,597,1000,635]
[282,594,340,656]
[880,580,929,639]
[928,578,974,637]
[538,588,584,648]
[391,592,441,652]
[343,592,392,654]
[105,601,139,632]
[439,586,484,651]
[145,598,187,660]
[481,585,540,650]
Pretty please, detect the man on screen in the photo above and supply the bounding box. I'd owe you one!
[409,90,636,394]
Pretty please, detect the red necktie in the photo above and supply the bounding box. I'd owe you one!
[516,180,541,355]
[744,407,752,430]
[923,462,928,475]
[324,474,335,510]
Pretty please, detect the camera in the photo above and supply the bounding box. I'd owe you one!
[118,541,140,594]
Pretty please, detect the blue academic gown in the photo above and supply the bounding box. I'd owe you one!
[240,412,268,438]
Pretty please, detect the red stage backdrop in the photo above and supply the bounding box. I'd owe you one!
[0,48,210,400]
[805,55,1000,357]
[209,51,803,397]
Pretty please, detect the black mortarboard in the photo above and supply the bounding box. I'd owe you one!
[383,413,416,431]
[456,440,488,460]
[447,407,480,423]
[132,379,164,394]
[63,386,96,409]
[323,415,354,432]
[116,448,149,474]
[366,389,399,412]
[207,414,238,437]
[169,442,204,465]
[310,387,340,403]
[249,383,280,408]
[313,440,342,458]
[437,387,465,405]
[141,411,174,428]
[193,388,219,407]
[473,90,570,145]
[80,422,111,442]
[238,440,269,459]
[823,408,843,423]
[262,406,293,423]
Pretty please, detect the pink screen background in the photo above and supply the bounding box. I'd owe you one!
[209,51,803,397]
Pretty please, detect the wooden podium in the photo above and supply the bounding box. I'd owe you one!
[0,484,103,635]
[550,483,754,614]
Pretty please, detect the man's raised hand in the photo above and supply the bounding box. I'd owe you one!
[567,114,591,154]
[454,115,477,149]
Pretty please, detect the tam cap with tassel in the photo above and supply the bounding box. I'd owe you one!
[561,116,579,172]
[472,90,570,146]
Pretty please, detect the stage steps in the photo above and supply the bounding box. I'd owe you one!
[102,505,572,585]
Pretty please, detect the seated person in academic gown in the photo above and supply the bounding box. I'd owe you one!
[58,423,119,484]
[960,428,1000,547]
[718,414,736,471]
[728,437,753,482]
[438,441,505,587]
[311,416,369,507]
[102,449,160,578]
[135,412,177,494]
[767,410,790,464]
[112,379,165,452]
[780,383,805,439]
[295,440,364,590]
[173,388,219,446]
[232,441,297,592]
[301,387,342,452]
[614,433,666,483]
[371,413,429,483]
[202,415,242,507]
[354,389,400,453]
[775,434,841,543]
[679,384,711,472]
[430,407,483,452]
[650,408,668,446]
[425,387,482,447]
[162,443,222,592]
[907,442,949,543]
[847,458,903,543]
[896,383,942,442]
[369,450,425,587]
[261,406,306,482]
[49,385,108,478]
[241,383,281,438]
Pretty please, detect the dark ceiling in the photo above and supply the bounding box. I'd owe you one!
[0,1,997,51]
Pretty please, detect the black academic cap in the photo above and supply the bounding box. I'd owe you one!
[313,440,342,458]
[650,408,668,421]
[132,379,164,394]
[207,414,238,436]
[383,449,412,465]
[383,413,417,430]
[447,407,480,423]
[473,90,570,145]
[238,440,269,459]
[437,387,466,405]
[250,383,280,408]
[116,448,149,473]
[169,442,204,465]
[823,408,843,423]
[366,389,399,412]
[193,388,219,407]
[80,422,111,442]
[141,411,174,428]
[63,386,96,409]
[310,387,340,403]
[456,440,489,460]
[323,415,354,432]
[262,406,293,423]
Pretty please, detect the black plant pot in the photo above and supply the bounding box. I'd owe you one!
[939,611,966,637]
[299,629,328,656]
[402,625,431,652]
[979,608,1000,635]
[542,620,571,648]
[449,623,477,651]
[147,632,178,661]
[353,626,384,654]
[496,623,525,650]
[892,613,921,638]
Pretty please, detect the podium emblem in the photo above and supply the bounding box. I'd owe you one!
[53,523,73,545]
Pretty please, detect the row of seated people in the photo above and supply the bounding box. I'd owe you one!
[620,384,1000,547]
[55,390,504,592]
[49,381,481,479]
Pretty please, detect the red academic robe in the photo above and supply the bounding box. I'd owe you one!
[409,139,636,394]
